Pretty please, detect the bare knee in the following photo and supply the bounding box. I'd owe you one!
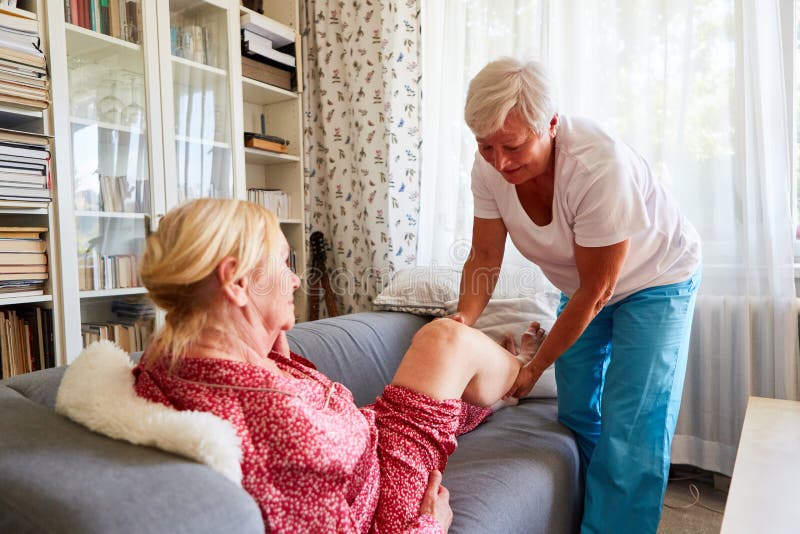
[411,319,468,361]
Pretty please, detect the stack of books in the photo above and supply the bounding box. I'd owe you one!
[0,306,54,378]
[65,0,142,44]
[248,188,289,219]
[0,226,47,298]
[0,129,50,204]
[240,11,295,90]
[0,7,48,110]
[77,251,139,291]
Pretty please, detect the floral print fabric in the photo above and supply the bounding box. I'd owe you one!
[302,0,422,314]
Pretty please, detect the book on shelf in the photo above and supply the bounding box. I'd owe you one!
[0,279,45,294]
[0,10,37,33]
[0,238,45,253]
[0,225,47,236]
[0,176,48,187]
[0,57,46,78]
[0,251,46,264]
[0,140,50,159]
[0,26,40,53]
[0,263,46,273]
[0,186,49,201]
[241,56,292,91]
[0,271,46,280]
[0,199,45,208]
[248,188,289,219]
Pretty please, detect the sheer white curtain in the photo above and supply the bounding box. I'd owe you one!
[418,0,546,266]
[420,0,799,475]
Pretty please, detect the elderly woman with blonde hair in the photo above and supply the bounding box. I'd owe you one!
[447,58,702,533]
[119,198,538,532]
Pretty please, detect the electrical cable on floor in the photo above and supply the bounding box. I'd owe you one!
[663,483,725,515]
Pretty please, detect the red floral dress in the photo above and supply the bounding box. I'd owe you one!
[133,351,490,533]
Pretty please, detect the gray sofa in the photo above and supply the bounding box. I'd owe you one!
[0,312,581,533]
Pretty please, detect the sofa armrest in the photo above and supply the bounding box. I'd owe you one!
[287,312,431,406]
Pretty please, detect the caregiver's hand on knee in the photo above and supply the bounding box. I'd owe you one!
[507,361,546,398]
[419,470,453,532]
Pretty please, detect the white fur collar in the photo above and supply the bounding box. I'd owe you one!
[55,340,243,485]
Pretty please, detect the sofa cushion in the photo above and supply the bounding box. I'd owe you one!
[0,382,262,534]
[287,311,430,407]
[445,399,582,533]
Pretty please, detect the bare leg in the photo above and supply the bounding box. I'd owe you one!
[391,319,522,406]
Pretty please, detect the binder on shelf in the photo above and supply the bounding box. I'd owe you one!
[242,30,295,68]
[244,132,289,154]
[240,12,294,48]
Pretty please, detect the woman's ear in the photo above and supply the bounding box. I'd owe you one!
[217,257,249,307]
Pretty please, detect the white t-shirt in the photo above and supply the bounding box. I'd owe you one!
[471,115,701,304]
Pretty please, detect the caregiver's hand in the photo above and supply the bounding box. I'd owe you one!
[507,362,545,398]
[443,312,467,324]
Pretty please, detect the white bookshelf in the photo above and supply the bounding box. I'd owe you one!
[2,0,312,369]
[238,0,307,321]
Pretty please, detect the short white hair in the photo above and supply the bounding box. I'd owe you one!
[464,58,557,138]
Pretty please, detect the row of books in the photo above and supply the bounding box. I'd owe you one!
[170,23,212,66]
[81,317,152,353]
[65,0,141,45]
[0,8,48,110]
[0,307,54,379]
[78,252,139,291]
[98,174,145,212]
[0,226,47,298]
[0,129,50,203]
[248,188,289,219]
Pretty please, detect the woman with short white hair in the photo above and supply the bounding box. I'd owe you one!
[449,57,702,534]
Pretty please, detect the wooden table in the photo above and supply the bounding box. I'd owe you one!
[720,396,800,533]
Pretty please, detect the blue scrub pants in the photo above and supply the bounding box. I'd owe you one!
[554,271,700,534]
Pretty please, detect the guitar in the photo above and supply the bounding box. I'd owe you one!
[308,231,339,321]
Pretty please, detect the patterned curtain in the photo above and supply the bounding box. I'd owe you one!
[302,0,422,314]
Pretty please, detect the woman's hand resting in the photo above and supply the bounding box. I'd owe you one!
[418,470,453,532]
